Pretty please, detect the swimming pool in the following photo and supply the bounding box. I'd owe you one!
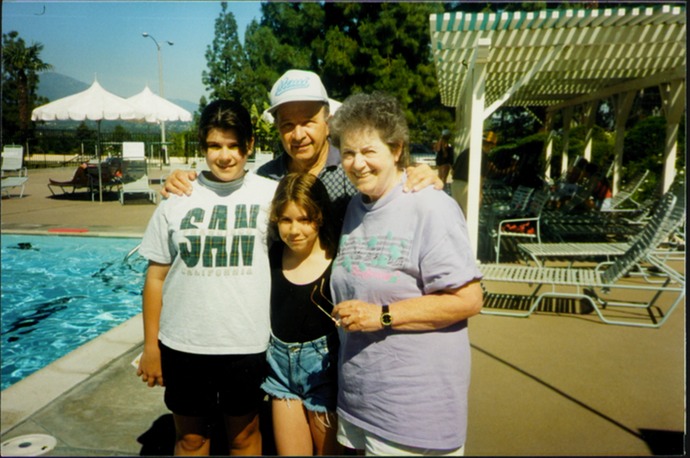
[1,234,147,390]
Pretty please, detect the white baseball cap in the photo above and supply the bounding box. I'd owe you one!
[267,69,329,115]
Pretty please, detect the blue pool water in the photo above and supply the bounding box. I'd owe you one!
[1,234,147,390]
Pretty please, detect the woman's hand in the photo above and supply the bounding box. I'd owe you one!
[160,169,198,198]
[404,163,444,192]
[137,347,165,387]
[332,300,383,332]
[333,281,483,333]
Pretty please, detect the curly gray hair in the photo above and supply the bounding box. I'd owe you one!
[328,92,409,169]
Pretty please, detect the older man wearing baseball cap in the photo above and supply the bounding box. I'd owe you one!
[256,69,355,219]
[262,69,336,175]
[161,69,441,223]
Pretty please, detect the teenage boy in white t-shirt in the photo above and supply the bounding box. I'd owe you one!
[137,99,277,456]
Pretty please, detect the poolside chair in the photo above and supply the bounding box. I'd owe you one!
[479,191,684,328]
[482,185,534,230]
[119,142,156,205]
[540,192,645,243]
[480,185,535,260]
[482,183,513,206]
[519,185,686,269]
[1,145,29,198]
[603,170,649,211]
[492,189,550,263]
[489,185,534,216]
[48,163,93,198]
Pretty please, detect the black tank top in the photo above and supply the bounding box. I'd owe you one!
[269,243,337,343]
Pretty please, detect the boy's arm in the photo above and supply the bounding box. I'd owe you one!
[137,261,171,387]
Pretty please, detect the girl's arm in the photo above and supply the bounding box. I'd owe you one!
[333,280,483,333]
[137,261,171,387]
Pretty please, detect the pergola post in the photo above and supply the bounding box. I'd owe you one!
[561,106,574,176]
[465,38,491,258]
[583,100,598,162]
[659,79,685,192]
[612,90,636,195]
[544,111,555,181]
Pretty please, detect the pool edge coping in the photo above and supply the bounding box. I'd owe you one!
[1,228,145,238]
[0,312,144,436]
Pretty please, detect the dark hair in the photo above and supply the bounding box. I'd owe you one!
[328,92,410,168]
[269,173,338,258]
[198,100,254,154]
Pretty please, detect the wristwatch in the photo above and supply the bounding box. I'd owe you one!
[380,304,393,328]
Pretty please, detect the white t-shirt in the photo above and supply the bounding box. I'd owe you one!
[139,171,278,355]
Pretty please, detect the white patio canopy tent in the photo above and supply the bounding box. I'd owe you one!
[429,4,686,257]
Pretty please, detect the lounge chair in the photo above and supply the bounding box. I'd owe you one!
[537,164,643,242]
[1,145,29,198]
[479,185,536,260]
[541,191,645,242]
[492,189,550,263]
[48,163,93,198]
[488,185,534,216]
[479,191,684,328]
[518,185,686,269]
[603,170,649,211]
[119,142,156,205]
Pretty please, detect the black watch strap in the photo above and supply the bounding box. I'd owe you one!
[380,304,393,328]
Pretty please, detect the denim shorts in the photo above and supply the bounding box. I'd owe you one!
[261,333,338,413]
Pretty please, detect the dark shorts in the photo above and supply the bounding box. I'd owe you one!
[160,342,267,418]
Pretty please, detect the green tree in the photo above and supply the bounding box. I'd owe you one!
[260,2,323,68]
[250,102,279,153]
[623,116,670,199]
[2,31,52,148]
[111,125,130,143]
[202,2,247,104]
[75,122,94,141]
[242,2,449,143]
[200,2,453,144]
[207,1,671,153]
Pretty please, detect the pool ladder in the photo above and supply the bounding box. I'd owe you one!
[124,243,141,263]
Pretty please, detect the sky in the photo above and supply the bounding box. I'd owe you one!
[2,1,263,104]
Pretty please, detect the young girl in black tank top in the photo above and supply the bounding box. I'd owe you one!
[261,173,342,456]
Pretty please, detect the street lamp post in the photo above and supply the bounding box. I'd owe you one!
[142,32,173,165]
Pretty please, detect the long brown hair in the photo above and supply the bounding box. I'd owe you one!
[269,173,338,258]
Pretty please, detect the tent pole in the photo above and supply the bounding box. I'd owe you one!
[97,120,103,203]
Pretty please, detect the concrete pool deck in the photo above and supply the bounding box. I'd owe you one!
[1,166,686,456]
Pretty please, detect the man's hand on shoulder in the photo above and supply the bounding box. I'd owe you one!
[160,169,198,198]
[404,163,444,193]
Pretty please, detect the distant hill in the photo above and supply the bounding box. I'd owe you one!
[37,71,197,114]
[37,72,89,101]
[170,98,198,114]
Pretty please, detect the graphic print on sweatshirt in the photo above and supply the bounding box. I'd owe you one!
[336,231,411,284]
[178,203,261,275]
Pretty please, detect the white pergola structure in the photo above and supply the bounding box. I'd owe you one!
[430,4,686,257]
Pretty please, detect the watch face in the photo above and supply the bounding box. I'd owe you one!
[381,313,393,326]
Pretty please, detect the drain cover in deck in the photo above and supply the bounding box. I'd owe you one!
[1,434,57,456]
